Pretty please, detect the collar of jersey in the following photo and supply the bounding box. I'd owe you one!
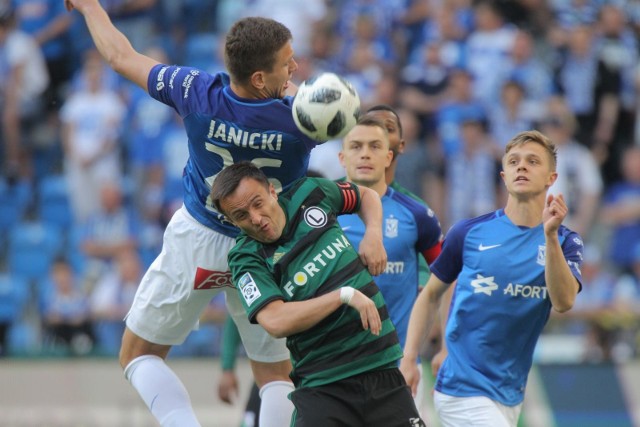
[223,86,282,106]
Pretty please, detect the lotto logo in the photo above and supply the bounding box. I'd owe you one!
[193,268,233,290]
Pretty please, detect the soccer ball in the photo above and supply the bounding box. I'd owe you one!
[292,73,361,142]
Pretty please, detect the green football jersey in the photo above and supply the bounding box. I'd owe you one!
[228,177,402,388]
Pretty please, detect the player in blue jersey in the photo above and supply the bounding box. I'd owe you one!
[400,130,583,427]
[65,1,319,426]
[338,115,443,413]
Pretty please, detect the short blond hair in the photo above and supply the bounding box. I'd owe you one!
[503,130,557,170]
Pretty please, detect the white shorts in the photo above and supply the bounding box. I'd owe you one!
[125,205,289,363]
[433,390,522,427]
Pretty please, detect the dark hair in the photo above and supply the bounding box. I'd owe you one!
[365,104,403,138]
[210,161,270,214]
[224,17,292,85]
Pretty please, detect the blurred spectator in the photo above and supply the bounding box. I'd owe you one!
[399,41,449,137]
[542,97,603,239]
[488,80,541,152]
[393,108,443,219]
[121,46,174,213]
[552,24,599,148]
[0,3,49,182]
[568,244,640,362]
[503,29,553,111]
[416,1,469,69]
[242,0,327,58]
[80,182,140,285]
[444,118,497,229]
[60,50,126,221]
[551,0,600,32]
[464,0,516,107]
[89,249,141,355]
[599,145,640,274]
[41,257,94,355]
[103,0,158,52]
[13,0,74,111]
[592,4,638,186]
[435,68,487,159]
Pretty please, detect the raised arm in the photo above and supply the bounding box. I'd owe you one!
[543,194,580,312]
[64,0,158,90]
[354,185,387,276]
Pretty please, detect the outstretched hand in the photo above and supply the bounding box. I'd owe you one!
[542,193,567,236]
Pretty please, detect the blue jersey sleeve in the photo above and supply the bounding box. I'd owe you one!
[147,64,214,117]
[560,227,584,291]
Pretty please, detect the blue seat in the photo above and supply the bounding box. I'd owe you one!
[0,179,32,235]
[0,273,30,323]
[38,175,74,232]
[184,32,221,72]
[7,221,64,282]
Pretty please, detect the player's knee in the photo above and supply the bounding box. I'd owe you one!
[250,359,292,388]
[119,328,171,370]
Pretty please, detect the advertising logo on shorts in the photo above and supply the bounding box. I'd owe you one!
[239,272,261,306]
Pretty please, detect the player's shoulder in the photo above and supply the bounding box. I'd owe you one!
[449,210,500,238]
[387,185,437,221]
[389,181,428,206]
[229,233,262,258]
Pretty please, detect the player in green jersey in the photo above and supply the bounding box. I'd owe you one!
[211,161,425,427]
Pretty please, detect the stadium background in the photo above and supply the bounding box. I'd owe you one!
[1,0,640,426]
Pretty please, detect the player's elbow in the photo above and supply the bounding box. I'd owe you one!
[553,301,574,313]
[552,295,575,313]
[259,320,289,339]
[256,312,290,339]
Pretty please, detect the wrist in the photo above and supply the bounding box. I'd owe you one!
[340,286,355,305]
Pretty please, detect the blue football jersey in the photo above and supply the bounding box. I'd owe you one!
[338,187,442,348]
[147,65,318,236]
[431,209,584,406]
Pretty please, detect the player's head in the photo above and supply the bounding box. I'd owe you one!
[501,130,558,196]
[364,105,404,162]
[224,17,297,99]
[211,161,286,243]
[339,116,392,189]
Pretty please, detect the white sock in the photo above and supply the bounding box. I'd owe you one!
[124,355,201,427]
[258,380,295,427]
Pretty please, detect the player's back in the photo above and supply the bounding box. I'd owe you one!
[148,65,318,236]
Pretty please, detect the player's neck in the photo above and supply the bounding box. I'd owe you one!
[385,163,397,185]
[503,196,545,228]
[230,82,262,99]
[350,177,387,197]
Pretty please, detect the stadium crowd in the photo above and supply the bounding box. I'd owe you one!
[0,0,639,364]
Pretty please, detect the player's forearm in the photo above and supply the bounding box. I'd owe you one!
[256,291,344,338]
[220,315,241,371]
[545,234,578,312]
[356,186,383,236]
[403,280,443,361]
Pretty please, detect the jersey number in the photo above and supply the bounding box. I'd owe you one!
[204,143,283,214]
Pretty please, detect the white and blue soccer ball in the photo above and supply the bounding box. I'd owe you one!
[292,72,361,142]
